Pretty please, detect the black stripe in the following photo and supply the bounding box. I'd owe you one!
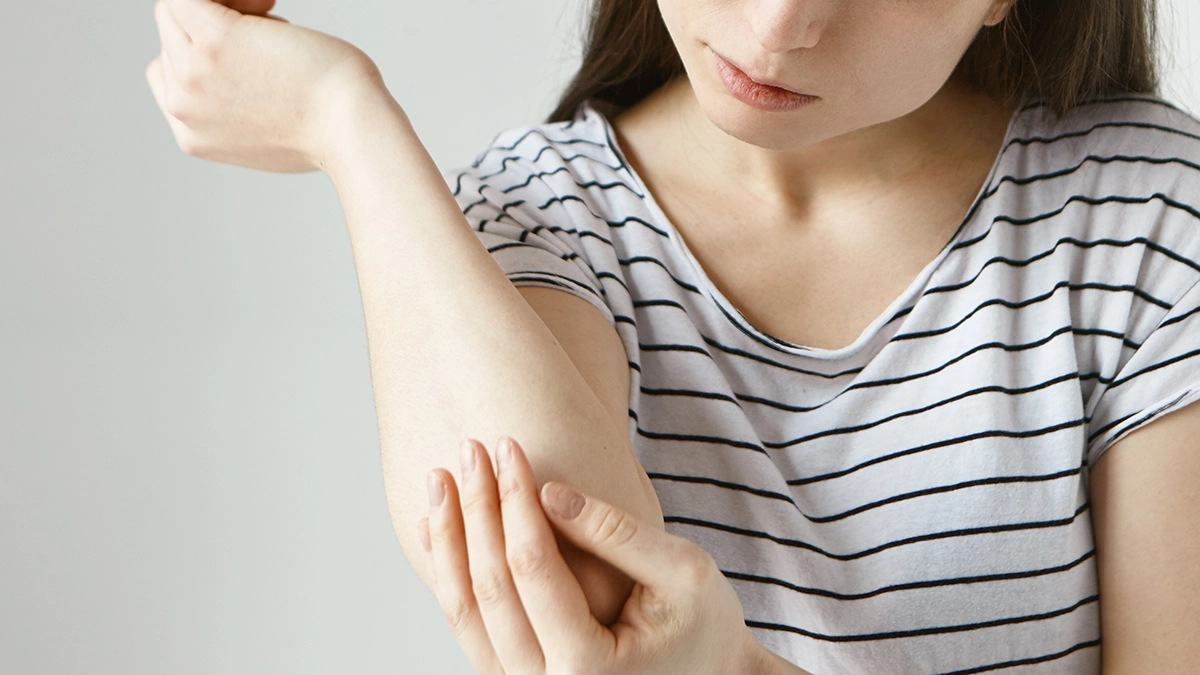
[470,128,607,167]
[737,371,1078,418]
[506,276,580,296]
[636,324,1081,403]
[784,419,1085,484]
[497,166,647,199]
[478,150,623,181]
[1004,121,1200,153]
[807,467,1081,523]
[635,426,767,455]
[640,386,742,406]
[633,298,688,311]
[464,197,524,216]
[925,235,1200,299]
[744,594,1097,643]
[1159,301,1200,330]
[723,549,1095,602]
[451,171,468,197]
[1085,409,1140,444]
[892,280,1171,344]
[618,256,702,293]
[952,192,1200,254]
[486,241,578,261]
[650,466,1080,525]
[607,214,670,238]
[647,472,792,503]
[1109,346,1200,389]
[594,270,629,292]
[664,501,1089,562]
[982,154,1200,202]
[508,272,604,300]
[933,638,1100,675]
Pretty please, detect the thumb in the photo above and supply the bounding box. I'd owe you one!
[540,482,692,590]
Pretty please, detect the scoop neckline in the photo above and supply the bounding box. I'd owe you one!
[583,96,1032,360]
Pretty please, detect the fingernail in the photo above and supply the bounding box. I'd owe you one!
[417,519,431,552]
[543,483,585,520]
[459,439,475,477]
[427,471,445,508]
[496,436,513,473]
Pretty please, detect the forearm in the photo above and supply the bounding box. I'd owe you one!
[319,84,661,604]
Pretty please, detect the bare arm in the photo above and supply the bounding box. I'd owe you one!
[319,82,663,624]
[1089,399,1200,674]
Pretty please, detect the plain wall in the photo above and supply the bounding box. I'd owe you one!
[1,1,1197,673]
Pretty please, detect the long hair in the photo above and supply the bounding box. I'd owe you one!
[548,0,1160,123]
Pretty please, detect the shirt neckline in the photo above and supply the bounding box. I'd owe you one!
[583,95,1032,360]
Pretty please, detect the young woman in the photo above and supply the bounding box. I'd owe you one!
[147,0,1200,672]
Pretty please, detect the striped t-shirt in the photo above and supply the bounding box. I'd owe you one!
[444,92,1200,675]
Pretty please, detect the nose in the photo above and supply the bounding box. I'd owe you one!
[743,0,826,52]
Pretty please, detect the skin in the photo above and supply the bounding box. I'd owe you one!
[146,0,1200,672]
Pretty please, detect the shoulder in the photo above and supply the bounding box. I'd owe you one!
[442,103,641,228]
[1005,93,1200,187]
[989,94,1200,245]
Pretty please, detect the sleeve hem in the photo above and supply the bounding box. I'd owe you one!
[1087,386,1200,467]
[508,277,618,328]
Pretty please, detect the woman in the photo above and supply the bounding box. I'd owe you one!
[146,0,1200,672]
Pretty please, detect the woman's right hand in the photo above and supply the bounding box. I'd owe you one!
[146,0,388,174]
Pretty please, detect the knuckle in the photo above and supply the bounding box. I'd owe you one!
[176,133,204,158]
[194,34,223,62]
[164,96,191,123]
[175,63,204,95]
[470,570,510,611]
[440,594,475,637]
[459,486,497,518]
[506,544,552,581]
[676,545,717,587]
[590,506,639,549]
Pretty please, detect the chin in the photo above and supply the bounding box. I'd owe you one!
[694,88,836,151]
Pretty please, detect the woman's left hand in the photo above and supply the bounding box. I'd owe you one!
[417,436,766,675]
[146,0,385,174]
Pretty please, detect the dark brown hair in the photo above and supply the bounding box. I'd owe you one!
[548,0,1160,123]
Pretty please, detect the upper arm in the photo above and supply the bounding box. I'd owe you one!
[517,286,633,436]
[1089,399,1200,674]
[516,285,659,520]
[516,286,662,625]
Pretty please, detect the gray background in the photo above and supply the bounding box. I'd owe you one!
[1,1,1197,673]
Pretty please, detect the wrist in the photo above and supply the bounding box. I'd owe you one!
[313,76,419,180]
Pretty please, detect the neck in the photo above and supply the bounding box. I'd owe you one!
[611,74,1018,225]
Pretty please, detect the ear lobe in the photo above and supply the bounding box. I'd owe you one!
[983,0,1016,27]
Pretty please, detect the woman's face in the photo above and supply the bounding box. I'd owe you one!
[657,0,1015,149]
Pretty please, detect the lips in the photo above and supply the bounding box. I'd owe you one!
[711,50,818,112]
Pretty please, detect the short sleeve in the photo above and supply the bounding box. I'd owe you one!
[1086,277,1200,466]
[445,167,617,328]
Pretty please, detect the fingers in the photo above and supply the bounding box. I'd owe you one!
[495,437,611,661]
[146,55,196,146]
[423,470,504,675]
[165,0,236,43]
[457,439,546,673]
[154,0,191,66]
[542,481,705,591]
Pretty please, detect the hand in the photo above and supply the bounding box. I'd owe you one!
[418,436,765,675]
[146,0,385,173]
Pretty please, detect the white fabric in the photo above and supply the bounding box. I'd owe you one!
[444,93,1200,675]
